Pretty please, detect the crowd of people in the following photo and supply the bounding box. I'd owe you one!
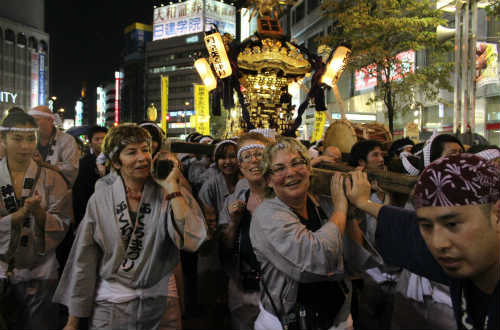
[0,105,498,330]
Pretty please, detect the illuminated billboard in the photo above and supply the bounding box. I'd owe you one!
[31,52,39,107]
[153,0,236,41]
[96,87,106,127]
[476,42,499,89]
[355,50,415,92]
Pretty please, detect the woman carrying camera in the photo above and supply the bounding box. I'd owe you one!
[54,124,207,330]
[250,137,353,330]
[0,110,72,329]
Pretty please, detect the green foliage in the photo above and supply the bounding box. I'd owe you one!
[486,0,500,17]
[321,0,454,132]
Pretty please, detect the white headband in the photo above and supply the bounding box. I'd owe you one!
[214,140,237,158]
[237,143,265,161]
[476,149,500,161]
[199,136,213,144]
[398,144,414,153]
[249,128,277,139]
[28,110,54,119]
[400,151,420,176]
[0,126,38,132]
[423,129,439,167]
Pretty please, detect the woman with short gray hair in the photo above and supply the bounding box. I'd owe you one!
[54,124,207,330]
[250,137,353,330]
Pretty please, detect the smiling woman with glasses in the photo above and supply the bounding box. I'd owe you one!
[249,136,355,330]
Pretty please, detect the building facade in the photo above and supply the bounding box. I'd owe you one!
[0,16,49,115]
[145,31,204,137]
[288,1,500,143]
[121,23,152,123]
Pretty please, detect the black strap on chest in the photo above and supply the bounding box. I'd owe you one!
[295,197,347,330]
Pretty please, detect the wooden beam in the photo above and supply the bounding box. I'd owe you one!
[170,142,215,155]
[312,163,418,195]
[169,142,418,194]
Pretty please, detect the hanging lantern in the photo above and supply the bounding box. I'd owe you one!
[321,46,351,88]
[204,32,232,79]
[194,58,217,92]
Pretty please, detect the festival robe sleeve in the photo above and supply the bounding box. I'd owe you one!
[198,176,216,209]
[250,201,344,283]
[54,134,80,186]
[375,205,449,285]
[36,171,73,254]
[219,196,231,228]
[52,197,102,318]
[167,186,208,252]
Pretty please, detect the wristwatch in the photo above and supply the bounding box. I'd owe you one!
[166,191,182,201]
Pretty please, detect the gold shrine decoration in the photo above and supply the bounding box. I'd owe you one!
[321,46,351,88]
[237,39,311,76]
[205,32,232,79]
[194,58,217,92]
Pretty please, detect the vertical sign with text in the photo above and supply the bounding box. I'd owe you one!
[312,111,326,142]
[31,52,39,108]
[38,54,46,105]
[161,76,169,133]
[194,84,210,135]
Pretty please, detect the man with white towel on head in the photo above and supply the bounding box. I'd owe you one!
[28,105,80,187]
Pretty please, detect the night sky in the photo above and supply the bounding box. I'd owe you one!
[45,1,154,121]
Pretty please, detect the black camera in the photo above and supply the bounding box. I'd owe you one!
[240,269,260,292]
[154,159,174,180]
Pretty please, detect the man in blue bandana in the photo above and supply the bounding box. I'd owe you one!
[347,153,499,329]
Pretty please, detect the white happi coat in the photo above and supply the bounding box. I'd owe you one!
[250,195,381,329]
[198,170,232,225]
[53,176,208,318]
[42,129,80,186]
[0,158,72,282]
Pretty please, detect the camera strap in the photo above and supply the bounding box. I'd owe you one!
[260,272,289,329]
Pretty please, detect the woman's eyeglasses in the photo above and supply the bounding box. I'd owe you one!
[241,150,264,163]
[270,159,307,177]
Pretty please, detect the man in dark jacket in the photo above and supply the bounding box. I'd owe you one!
[347,153,499,329]
[72,126,107,228]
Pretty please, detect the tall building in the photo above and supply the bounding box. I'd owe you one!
[146,32,204,137]
[145,0,236,138]
[0,1,49,115]
[122,22,152,123]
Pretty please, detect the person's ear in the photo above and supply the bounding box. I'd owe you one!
[112,160,121,171]
[358,159,366,167]
[493,200,500,230]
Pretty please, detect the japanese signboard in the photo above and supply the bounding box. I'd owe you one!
[355,50,415,92]
[161,76,169,133]
[312,111,326,142]
[476,42,499,89]
[194,84,210,135]
[153,0,236,41]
